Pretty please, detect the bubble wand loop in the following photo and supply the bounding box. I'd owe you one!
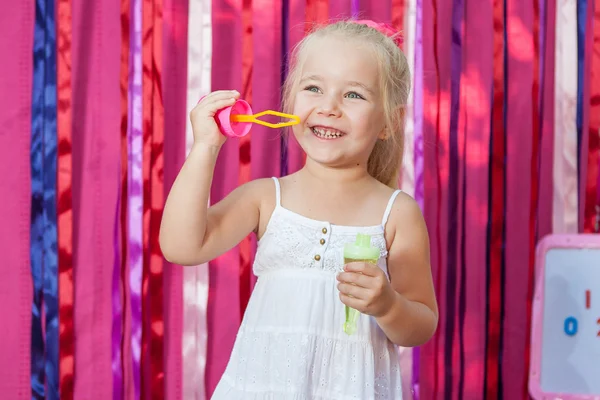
[231,110,300,129]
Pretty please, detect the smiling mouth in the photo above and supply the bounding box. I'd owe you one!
[311,126,346,139]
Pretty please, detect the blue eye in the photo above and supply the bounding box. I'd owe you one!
[304,85,320,93]
[346,92,364,100]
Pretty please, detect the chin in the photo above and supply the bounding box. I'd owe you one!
[304,146,353,169]
[306,153,343,167]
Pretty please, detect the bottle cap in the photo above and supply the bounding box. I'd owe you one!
[343,233,380,261]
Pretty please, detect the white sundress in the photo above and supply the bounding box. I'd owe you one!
[211,177,404,399]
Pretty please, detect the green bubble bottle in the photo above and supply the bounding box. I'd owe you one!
[342,233,380,335]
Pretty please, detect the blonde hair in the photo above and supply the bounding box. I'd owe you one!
[281,20,411,188]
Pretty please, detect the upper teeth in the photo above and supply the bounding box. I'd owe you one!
[313,127,343,138]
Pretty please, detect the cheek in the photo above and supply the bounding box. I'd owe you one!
[295,89,321,110]
[353,109,382,131]
[292,94,311,116]
[366,109,386,131]
[291,123,306,138]
[350,112,386,144]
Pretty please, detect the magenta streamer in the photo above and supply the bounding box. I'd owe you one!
[412,0,424,397]
[112,182,124,400]
[128,0,143,396]
[597,156,600,230]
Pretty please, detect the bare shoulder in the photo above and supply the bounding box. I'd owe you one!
[390,191,424,223]
[384,191,428,244]
[239,177,277,237]
[368,180,423,230]
[210,177,274,217]
[227,177,273,199]
[234,177,276,213]
[240,177,275,197]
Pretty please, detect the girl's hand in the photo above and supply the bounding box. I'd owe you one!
[336,262,397,318]
[189,90,240,147]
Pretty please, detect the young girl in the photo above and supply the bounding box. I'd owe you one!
[160,20,438,399]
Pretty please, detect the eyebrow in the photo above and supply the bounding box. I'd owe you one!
[299,75,376,96]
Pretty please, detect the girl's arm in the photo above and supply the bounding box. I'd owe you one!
[159,144,264,266]
[159,90,262,266]
[375,194,439,347]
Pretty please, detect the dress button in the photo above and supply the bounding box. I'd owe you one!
[320,239,325,245]
[314,255,321,261]
[322,227,327,234]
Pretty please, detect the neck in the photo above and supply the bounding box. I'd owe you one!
[299,158,373,188]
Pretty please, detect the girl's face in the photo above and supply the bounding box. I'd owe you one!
[291,35,387,170]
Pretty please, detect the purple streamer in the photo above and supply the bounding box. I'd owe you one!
[280,0,289,176]
[351,0,359,19]
[414,0,424,212]
[112,177,124,400]
[445,0,463,397]
[412,0,424,398]
[128,0,143,397]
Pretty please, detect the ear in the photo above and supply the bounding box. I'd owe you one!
[378,127,389,141]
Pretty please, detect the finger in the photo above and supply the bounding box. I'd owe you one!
[336,272,372,288]
[343,261,381,277]
[200,90,239,103]
[339,292,364,310]
[337,282,368,300]
[194,97,238,117]
[206,97,238,112]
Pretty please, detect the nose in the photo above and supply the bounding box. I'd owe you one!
[316,94,341,117]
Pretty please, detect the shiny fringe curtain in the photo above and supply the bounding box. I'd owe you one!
[0,0,598,400]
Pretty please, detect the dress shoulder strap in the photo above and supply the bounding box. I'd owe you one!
[381,189,402,227]
[271,177,281,206]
